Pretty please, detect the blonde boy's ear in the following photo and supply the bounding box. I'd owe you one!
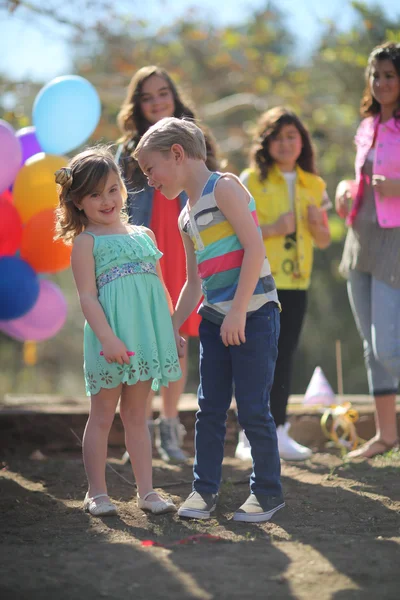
[171,143,185,163]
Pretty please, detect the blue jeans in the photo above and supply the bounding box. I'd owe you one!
[348,269,400,396]
[193,302,283,497]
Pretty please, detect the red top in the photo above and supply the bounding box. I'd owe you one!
[150,190,200,337]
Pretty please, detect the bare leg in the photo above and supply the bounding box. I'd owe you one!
[347,394,398,458]
[126,342,188,462]
[142,336,190,463]
[120,380,160,499]
[145,335,189,419]
[83,385,121,498]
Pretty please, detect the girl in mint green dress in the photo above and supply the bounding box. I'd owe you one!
[54,146,181,518]
[83,229,182,396]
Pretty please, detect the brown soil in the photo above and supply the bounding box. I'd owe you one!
[1,449,400,600]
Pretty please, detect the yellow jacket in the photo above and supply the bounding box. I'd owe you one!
[242,165,326,289]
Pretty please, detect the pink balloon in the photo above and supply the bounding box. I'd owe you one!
[0,279,67,341]
[0,120,22,194]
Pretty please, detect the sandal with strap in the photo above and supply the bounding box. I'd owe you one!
[137,490,177,515]
[347,438,399,460]
[83,493,118,516]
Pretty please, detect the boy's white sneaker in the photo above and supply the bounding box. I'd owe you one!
[235,429,252,461]
[277,422,312,461]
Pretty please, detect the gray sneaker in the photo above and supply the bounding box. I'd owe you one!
[156,417,188,463]
[178,491,218,519]
[233,494,285,523]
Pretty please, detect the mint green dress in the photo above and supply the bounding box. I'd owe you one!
[83,229,182,396]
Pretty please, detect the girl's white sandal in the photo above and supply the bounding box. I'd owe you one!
[83,493,118,516]
[137,491,177,515]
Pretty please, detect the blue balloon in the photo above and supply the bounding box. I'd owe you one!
[33,76,101,155]
[0,256,40,320]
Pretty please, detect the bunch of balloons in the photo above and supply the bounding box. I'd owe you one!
[0,75,101,346]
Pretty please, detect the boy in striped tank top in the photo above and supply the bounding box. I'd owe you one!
[135,117,284,523]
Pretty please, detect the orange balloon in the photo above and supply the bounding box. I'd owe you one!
[20,209,71,273]
[13,153,67,224]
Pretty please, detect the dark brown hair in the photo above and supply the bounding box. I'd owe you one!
[250,106,316,182]
[361,42,400,119]
[55,146,127,244]
[117,65,219,184]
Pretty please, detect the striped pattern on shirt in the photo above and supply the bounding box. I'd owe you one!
[178,172,279,325]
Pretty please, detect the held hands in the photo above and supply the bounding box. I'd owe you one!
[220,309,247,347]
[372,175,397,197]
[174,329,186,358]
[101,335,131,365]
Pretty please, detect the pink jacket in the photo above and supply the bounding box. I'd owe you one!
[348,115,400,228]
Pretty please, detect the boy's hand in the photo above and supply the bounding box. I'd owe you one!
[220,309,247,346]
[174,329,186,358]
[101,336,130,365]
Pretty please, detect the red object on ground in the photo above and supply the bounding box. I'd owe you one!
[141,534,225,548]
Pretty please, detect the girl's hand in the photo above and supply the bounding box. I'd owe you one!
[372,175,398,197]
[273,212,296,236]
[335,180,353,218]
[101,336,130,365]
[220,309,247,347]
[307,205,323,233]
[174,329,186,358]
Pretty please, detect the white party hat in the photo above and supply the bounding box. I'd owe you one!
[303,366,335,406]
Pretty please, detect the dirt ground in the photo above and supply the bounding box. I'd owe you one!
[1,447,400,600]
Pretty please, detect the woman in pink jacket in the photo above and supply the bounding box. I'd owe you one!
[336,42,400,459]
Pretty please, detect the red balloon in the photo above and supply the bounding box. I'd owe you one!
[0,190,13,203]
[0,199,23,256]
[20,208,71,273]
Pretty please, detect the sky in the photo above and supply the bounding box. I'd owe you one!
[0,0,399,83]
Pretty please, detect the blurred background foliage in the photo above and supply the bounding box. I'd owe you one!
[1,0,400,398]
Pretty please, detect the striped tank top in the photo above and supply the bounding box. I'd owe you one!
[178,172,279,325]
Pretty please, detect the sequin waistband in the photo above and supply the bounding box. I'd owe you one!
[97,261,157,289]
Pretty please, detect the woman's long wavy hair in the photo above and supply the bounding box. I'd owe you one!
[55,146,127,245]
[117,65,219,185]
[250,106,316,182]
[361,42,400,119]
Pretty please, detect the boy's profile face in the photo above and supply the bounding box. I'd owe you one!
[138,148,183,199]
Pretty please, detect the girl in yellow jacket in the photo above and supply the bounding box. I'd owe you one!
[238,106,331,461]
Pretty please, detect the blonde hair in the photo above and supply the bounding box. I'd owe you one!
[133,117,207,162]
[54,146,128,244]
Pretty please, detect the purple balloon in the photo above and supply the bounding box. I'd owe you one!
[0,120,22,194]
[0,279,67,342]
[16,126,42,165]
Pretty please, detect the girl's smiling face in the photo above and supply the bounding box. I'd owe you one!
[369,59,400,111]
[268,124,303,172]
[139,75,176,125]
[78,171,124,226]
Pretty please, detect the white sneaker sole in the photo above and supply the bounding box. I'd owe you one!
[177,505,216,520]
[233,501,285,523]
